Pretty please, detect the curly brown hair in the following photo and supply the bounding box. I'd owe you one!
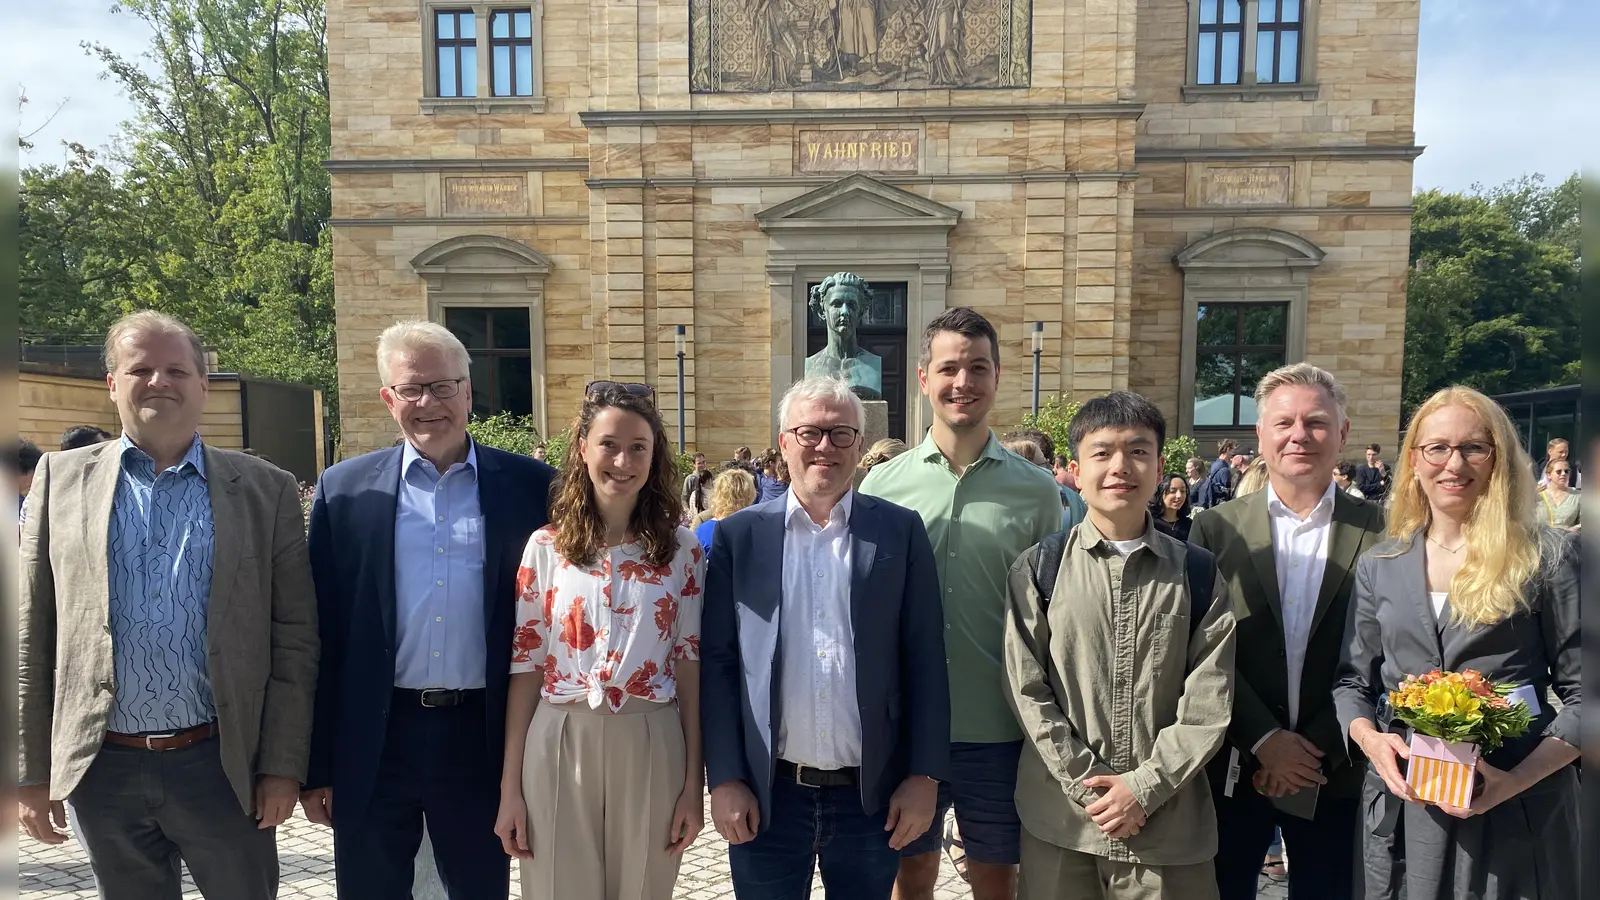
[550,388,682,568]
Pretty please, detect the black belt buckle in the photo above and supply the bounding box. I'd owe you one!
[418,689,458,708]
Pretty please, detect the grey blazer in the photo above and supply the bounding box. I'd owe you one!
[700,493,951,832]
[1333,531,1581,768]
[19,440,320,814]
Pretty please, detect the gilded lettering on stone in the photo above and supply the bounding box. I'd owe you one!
[443,176,528,215]
[1201,166,1292,207]
[797,129,920,173]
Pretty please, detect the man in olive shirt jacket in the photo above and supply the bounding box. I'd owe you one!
[859,307,1062,900]
[1004,392,1236,900]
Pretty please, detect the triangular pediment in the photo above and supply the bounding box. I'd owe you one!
[757,174,961,232]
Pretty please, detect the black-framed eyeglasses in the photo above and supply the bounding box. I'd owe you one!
[388,378,466,401]
[1416,441,1495,466]
[585,380,655,400]
[786,424,861,449]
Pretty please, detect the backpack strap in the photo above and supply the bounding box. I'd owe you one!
[1183,542,1218,641]
[1029,529,1071,609]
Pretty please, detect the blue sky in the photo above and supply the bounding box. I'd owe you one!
[15,0,1596,192]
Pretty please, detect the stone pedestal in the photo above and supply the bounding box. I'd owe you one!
[861,400,889,449]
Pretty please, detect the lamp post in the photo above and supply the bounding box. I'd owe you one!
[674,324,687,453]
[1030,321,1043,417]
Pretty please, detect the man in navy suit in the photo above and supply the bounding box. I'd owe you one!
[701,376,950,899]
[300,321,556,898]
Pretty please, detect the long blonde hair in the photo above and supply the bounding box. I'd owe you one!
[1383,386,1545,626]
[1234,456,1269,496]
[708,467,757,520]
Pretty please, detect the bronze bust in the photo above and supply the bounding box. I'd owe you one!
[804,272,884,401]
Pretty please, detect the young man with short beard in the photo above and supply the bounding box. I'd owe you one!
[859,307,1063,900]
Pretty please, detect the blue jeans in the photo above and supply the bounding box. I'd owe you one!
[728,776,900,900]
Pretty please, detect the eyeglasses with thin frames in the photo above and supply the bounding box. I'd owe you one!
[1416,441,1495,466]
[786,425,861,449]
[388,378,466,402]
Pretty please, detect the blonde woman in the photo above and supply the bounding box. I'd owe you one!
[1232,454,1269,497]
[1537,459,1579,530]
[859,438,909,474]
[1333,386,1579,900]
[692,466,757,553]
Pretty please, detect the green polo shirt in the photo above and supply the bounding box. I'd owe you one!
[859,431,1064,742]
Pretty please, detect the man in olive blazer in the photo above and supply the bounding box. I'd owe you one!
[18,312,319,900]
[1188,363,1386,900]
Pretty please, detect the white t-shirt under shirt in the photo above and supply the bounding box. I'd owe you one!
[1108,537,1146,557]
[1429,591,1449,620]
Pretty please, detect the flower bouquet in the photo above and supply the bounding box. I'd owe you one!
[1388,669,1534,808]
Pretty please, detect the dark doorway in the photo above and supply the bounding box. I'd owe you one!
[806,280,908,441]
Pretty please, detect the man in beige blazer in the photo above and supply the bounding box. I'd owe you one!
[18,310,319,900]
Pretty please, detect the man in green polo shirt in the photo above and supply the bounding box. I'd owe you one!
[860,307,1063,900]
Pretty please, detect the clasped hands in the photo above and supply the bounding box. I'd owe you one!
[1081,774,1146,840]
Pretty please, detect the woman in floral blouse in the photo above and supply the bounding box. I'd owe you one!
[493,384,706,900]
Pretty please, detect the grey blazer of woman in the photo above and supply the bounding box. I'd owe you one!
[1333,531,1580,900]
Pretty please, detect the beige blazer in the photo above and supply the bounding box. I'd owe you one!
[19,439,319,814]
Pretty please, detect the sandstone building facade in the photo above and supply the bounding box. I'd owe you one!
[328,0,1420,457]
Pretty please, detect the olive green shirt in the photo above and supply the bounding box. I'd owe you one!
[1003,517,1236,865]
[859,431,1063,742]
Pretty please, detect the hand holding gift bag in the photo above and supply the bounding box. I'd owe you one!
[1387,669,1533,810]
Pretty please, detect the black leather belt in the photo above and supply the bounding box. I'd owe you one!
[777,760,858,788]
[394,688,485,709]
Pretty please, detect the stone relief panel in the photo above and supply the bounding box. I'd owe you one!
[690,0,1031,92]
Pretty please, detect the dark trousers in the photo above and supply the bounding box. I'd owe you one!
[1212,780,1360,900]
[332,692,508,900]
[68,737,277,900]
[728,776,901,900]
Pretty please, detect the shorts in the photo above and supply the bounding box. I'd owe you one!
[901,740,1023,866]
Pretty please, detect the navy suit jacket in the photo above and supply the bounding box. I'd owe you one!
[304,442,556,821]
[700,492,951,832]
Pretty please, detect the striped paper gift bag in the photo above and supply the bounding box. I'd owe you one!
[1406,734,1480,808]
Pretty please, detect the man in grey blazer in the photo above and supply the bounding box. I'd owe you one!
[1189,363,1385,900]
[701,376,950,899]
[18,311,319,900]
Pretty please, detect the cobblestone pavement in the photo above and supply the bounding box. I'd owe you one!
[20,794,1288,899]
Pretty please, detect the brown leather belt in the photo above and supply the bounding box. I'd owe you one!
[104,722,217,751]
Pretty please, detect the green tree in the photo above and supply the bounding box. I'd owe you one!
[20,0,337,430]
[1402,176,1580,416]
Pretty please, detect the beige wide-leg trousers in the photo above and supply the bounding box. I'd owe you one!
[520,698,687,900]
[1018,827,1220,900]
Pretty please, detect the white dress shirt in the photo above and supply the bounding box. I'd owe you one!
[777,489,862,770]
[1265,480,1336,732]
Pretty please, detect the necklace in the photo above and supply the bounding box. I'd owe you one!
[1427,536,1466,554]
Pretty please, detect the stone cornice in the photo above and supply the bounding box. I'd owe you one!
[586,171,1139,189]
[1134,205,1414,217]
[579,103,1146,127]
[323,157,588,174]
[1135,145,1425,162]
[328,215,588,227]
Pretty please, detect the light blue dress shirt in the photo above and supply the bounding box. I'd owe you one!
[393,440,487,690]
[107,434,217,734]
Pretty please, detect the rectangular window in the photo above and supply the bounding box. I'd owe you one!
[1196,0,1245,85]
[444,307,533,417]
[1256,0,1303,84]
[435,10,477,97]
[1192,303,1288,427]
[490,10,536,97]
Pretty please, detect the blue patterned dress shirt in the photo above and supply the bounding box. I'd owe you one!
[107,434,217,734]
[393,440,487,690]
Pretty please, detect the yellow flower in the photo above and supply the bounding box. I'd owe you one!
[1423,683,1457,716]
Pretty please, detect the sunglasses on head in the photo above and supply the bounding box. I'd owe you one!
[585,380,655,400]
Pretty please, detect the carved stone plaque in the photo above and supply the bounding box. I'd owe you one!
[1202,166,1291,206]
[690,0,1032,93]
[443,176,527,215]
[797,130,920,174]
